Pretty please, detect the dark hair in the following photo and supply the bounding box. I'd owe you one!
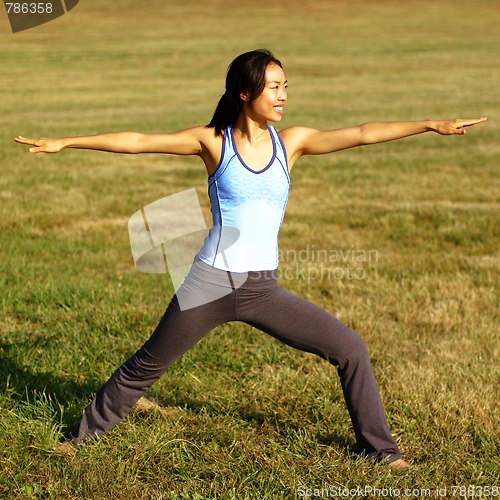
[207,49,282,136]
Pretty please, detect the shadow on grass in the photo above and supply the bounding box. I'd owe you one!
[0,347,101,430]
[142,393,353,450]
[0,346,353,451]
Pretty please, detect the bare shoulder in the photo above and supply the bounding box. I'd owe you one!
[278,126,318,168]
[172,125,222,156]
[193,126,224,175]
[190,125,221,149]
[279,126,316,142]
[172,125,215,147]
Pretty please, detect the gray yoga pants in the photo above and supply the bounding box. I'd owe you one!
[71,259,402,461]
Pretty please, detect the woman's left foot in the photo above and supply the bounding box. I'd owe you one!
[389,458,410,470]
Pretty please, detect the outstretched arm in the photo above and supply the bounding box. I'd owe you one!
[14,127,208,155]
[282,118,487,163]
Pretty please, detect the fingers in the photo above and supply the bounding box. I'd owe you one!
[14,135,33,144]
[15,136,34,153]
[14,136,38,149]
[14,136,46,153]
[461,117,487,128]
[447,117,487,136]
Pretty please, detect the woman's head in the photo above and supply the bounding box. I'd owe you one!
[208,49,283,135]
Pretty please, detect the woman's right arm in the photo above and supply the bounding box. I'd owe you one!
[14,126,209,156]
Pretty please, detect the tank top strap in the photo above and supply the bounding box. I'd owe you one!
[214,125,288,180]
[210,126,236,182]
[268,126,290,181]
[225,125,236,152]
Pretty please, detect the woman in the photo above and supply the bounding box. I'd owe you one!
[15,49,486,469]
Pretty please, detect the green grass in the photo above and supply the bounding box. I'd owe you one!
[1,0,499,498]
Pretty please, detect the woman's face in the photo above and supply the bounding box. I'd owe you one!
[242,63,288,123]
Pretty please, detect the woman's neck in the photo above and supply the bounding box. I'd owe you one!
[233,114,269,144]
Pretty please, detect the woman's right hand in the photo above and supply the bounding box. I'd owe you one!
[14,136,66,153]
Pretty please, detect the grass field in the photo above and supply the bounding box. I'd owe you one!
[0,0,499,498]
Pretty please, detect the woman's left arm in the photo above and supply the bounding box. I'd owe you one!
[283,118,487,162]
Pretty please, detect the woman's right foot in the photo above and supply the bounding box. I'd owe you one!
[53,440,77,456]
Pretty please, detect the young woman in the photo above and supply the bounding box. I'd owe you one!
[15,49,486,469]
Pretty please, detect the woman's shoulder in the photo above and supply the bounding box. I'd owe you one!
[191,126,224,175]
[184,125,223,150]
[277,126,316,153]
[278,125,317,139]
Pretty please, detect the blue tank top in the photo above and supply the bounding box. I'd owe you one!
[197,125,290,272]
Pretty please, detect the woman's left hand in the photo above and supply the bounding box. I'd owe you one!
[434,117,487,135]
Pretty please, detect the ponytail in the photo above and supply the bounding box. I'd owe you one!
[207,92,241,137]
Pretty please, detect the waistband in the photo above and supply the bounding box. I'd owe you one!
[191,258,279,288]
